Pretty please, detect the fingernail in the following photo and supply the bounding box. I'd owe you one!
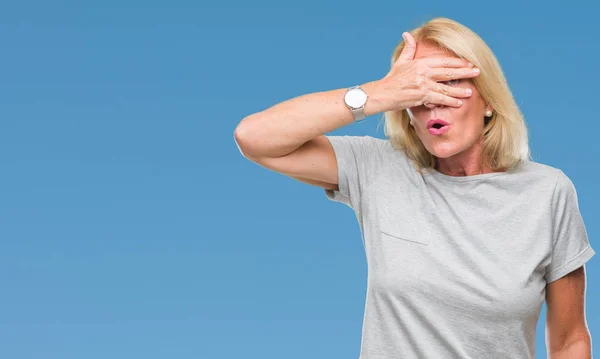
[466,88,472,96]
[473,68,480,74]
[458,100,463,106]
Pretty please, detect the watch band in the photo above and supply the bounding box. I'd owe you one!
[352,107,366,122]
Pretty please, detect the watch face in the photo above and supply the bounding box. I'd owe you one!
[345,88,367,108]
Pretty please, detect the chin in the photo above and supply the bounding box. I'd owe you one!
[424,141,463,159]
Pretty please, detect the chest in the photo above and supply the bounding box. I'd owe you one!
[361,174,553,319]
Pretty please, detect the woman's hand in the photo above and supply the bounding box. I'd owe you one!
[372,32,480,113]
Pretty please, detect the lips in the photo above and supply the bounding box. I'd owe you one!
[427,119,450,129]
[426,119,450,135]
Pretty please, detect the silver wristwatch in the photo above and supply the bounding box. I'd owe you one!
[344,85,368,122]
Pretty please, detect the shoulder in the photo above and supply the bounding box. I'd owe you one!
[324,135,396,158]
[325,134,388,149]
[515,160,577,196]
[326,134,412,164]
[514,160,561,181]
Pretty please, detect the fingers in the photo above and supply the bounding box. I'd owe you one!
[430,66,480,81]
[421,81,472,109]
[425,57,474,69]
[394,32,417,65]
[426,92,464,108]
[434,81,473,99]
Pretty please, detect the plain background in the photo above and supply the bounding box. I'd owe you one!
[0,0,598,358]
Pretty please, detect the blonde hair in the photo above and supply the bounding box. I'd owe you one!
[382,17,531,172]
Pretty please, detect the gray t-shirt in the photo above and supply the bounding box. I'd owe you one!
[324,135,595,359]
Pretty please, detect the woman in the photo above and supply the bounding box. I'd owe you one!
[233,17,595,358]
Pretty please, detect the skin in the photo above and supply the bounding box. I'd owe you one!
[403,38,495,176]
[545,266,592,358]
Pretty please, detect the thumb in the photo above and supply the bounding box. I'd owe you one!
[395,32,417,65]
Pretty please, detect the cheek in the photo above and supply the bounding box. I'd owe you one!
[406,107,430,126]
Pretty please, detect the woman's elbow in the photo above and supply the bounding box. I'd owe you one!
[233,116,263,159]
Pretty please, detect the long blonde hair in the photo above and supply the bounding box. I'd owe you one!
[382,17,531,172]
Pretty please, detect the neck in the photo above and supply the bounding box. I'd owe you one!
[434,140,500,177]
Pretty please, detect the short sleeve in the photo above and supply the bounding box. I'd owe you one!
[544,170,596,283]
[323,135,385,210]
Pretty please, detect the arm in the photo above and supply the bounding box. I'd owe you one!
[233,81,383,190]
[545,266,592,359]
[233,81,383,159]
[233,32,475,189]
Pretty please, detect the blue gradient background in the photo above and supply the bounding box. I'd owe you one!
[0,1,597,358]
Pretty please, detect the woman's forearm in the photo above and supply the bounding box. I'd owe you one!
[233,80,384,159]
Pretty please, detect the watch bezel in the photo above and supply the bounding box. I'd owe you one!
[344,86,368,110]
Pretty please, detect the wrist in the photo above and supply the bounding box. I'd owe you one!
[361,80,386,116]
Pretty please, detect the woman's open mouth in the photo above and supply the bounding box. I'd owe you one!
[427,119,450,135]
